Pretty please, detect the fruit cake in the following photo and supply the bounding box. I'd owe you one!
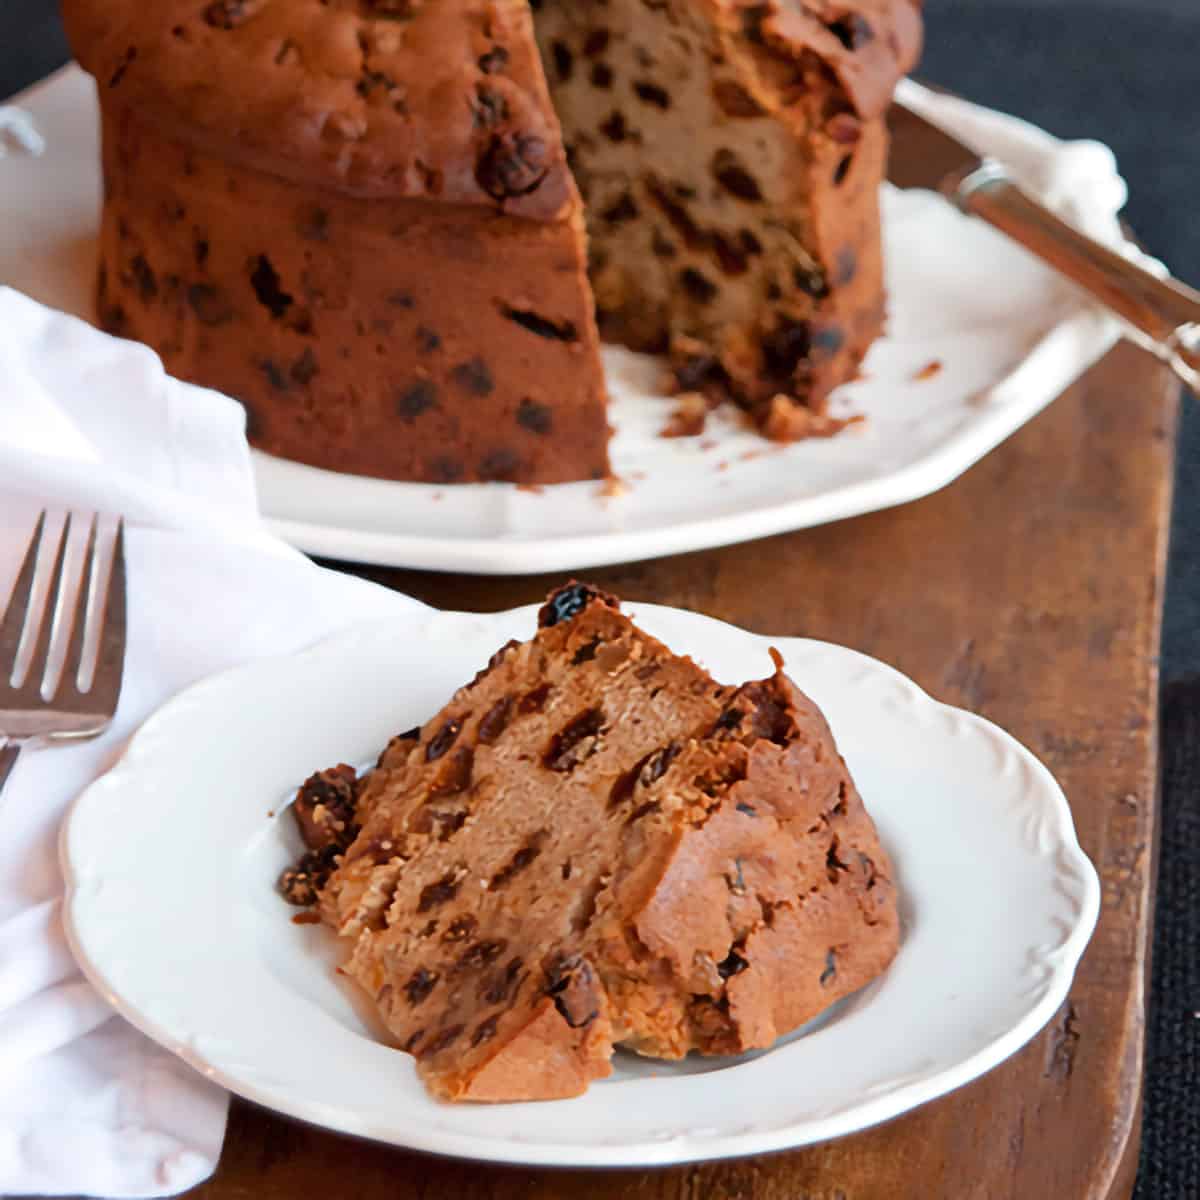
[281,583,900,1102]
[63,0,922,483]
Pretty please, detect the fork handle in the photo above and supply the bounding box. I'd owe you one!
[0,740,20,800]
[954,162,1200,392]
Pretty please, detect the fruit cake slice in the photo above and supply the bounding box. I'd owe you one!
[283,583,899,1102]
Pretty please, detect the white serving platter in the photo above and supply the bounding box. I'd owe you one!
[1,69,1131,573]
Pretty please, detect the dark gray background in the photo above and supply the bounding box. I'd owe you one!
[2,2,1195,1196]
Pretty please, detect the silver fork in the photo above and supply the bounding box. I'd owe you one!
[0,511,126,799]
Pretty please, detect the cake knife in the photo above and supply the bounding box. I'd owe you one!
[887,95,1200,392]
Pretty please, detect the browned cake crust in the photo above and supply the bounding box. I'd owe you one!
[93,104,610,483]
[283,584,899,1102]
[63,0,921,480]
[65,0,611,485]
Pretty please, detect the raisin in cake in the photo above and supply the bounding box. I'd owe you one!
[283,583,899,1102]
[63,0,922,483]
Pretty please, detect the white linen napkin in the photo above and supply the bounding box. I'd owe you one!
[0,285,429,1197]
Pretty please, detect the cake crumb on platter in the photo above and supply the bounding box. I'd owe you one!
[660,393,708,439]
[762,396,864,442]
[597,475,628,499]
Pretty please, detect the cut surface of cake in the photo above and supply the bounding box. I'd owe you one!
[283,583,900,1103]
[63,0,922,483]
[534,0,923,436]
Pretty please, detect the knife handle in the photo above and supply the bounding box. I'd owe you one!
[953,162,1200,392]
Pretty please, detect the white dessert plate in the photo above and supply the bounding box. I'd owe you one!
[1,70,1133,573]
[62,602,1100,1167]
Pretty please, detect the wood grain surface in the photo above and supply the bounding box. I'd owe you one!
[188,341,1178,1200]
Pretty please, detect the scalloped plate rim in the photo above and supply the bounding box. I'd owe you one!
[60,603,1101,1166]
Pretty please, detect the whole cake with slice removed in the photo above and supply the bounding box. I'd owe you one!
[63,0,922,483]
[281,583,899,1102]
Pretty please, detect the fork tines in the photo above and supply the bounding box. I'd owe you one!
[0,510,126,718]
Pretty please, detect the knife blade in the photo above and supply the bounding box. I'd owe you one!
[886,98,985,196]
[885,92,1200,392]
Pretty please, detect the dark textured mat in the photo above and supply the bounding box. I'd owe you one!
[1135,681,1200,1200]
[1,1,1197,1194]
[0,1,68,98]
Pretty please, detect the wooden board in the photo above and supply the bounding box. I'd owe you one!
[194,341,1177,1200]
